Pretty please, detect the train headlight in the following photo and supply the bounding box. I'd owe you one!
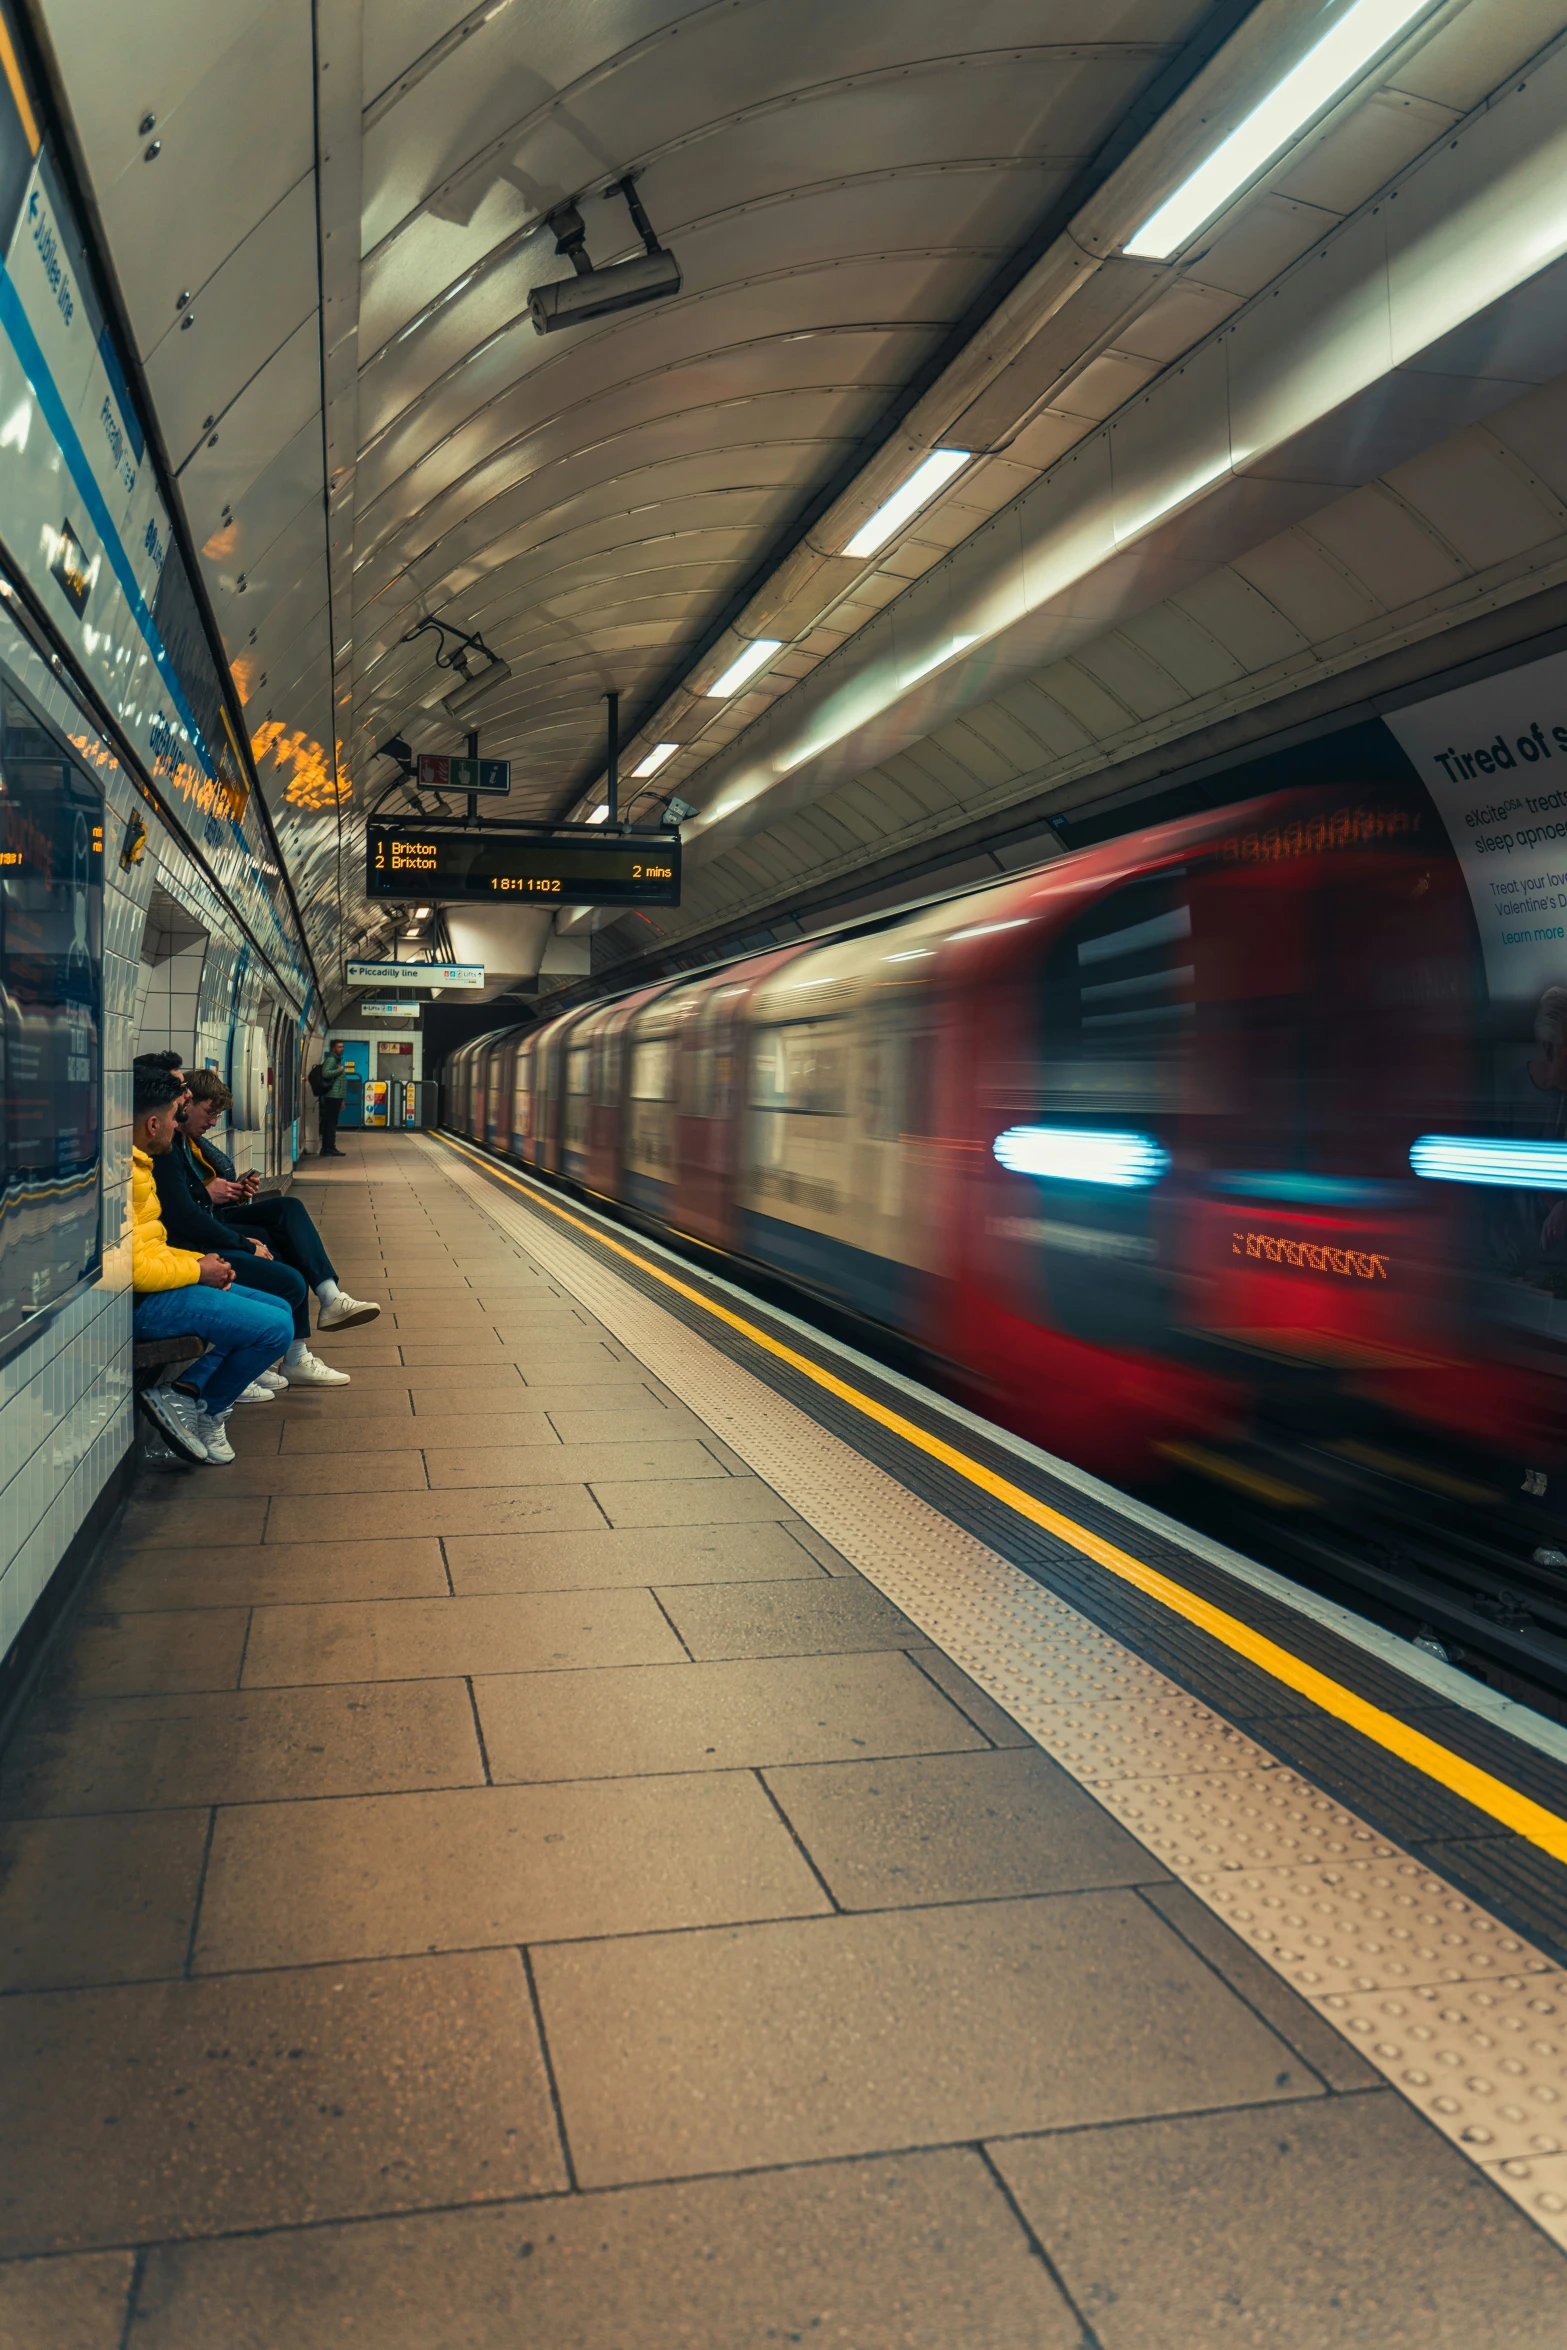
[1410,1136,1567,1187]
[993,1127,1170,1187]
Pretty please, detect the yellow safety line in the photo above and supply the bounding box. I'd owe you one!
[435,1131,1567,1864]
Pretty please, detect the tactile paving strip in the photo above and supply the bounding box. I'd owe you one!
[425,1138,1567,2250]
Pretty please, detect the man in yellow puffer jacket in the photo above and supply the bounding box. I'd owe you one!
[131,1066,294,1465]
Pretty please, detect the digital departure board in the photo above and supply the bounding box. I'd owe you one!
[366,823,681,905]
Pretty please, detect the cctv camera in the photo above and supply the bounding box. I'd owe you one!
[529,247,681,334]
[663,796,698,823]
[442,655,513,722]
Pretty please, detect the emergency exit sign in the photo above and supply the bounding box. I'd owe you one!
[416,754,510,795]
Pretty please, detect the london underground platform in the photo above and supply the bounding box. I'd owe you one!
[1,1133,1566,2346]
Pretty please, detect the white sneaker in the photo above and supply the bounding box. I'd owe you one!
[316,1293,380,1332]
[254,1368,289,1393]
[195,1409,236,1464]
[139,1386,209,1463]
[233,1381,275,1404]
[281,1348,351,1387]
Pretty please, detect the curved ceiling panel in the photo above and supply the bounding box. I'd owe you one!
[49,0,1567,1012]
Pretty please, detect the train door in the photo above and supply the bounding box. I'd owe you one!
[1177,821,1478,1416]
[848,995,917,1273]
[1016,873,1189,1351]
[676,951,805,1247]
[561,1013,595,1179]
[587,1008,623,1194]
[511,1033,537,1158]
[675,978,735,1244]
[536,1019,569,1172]
[962,869,1235,1475]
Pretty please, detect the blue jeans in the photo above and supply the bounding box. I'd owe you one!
[134,1283,295,1413]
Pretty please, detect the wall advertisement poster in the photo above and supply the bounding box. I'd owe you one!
[1384,644,1567,1007]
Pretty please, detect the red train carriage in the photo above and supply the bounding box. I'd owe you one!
[445,781,1567,1492]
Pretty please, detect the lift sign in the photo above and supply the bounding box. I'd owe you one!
[365,823,682,906]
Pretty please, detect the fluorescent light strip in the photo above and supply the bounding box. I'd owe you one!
[993,1126,1171,1188]
[1410,1136,1567,1190]
[633,741,680,778]
[706,639,782,698]
[1126,0,1437,259]
[586,805,609,824]
[844,449,971,560]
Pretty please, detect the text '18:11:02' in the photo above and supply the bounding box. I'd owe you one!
[365,823,681,905]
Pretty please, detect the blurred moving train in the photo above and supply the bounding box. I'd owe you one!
[445,781,1567,1513]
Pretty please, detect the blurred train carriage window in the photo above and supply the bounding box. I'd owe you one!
[630,1035,675,1101]
[1045,880,1193,1118]
[564,1038,592,1155]
[749,1020,847,1214]
[593,1028,621,1109]
[0,677,104,1350]
[861,1019,908,1142]
[997,874,1190,1351]
[626,1025,677,1180]
[1185,810,1473,1181]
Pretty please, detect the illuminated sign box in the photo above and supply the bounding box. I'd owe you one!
[416,754,510,796]
[365,822,681,906]
[346,960,484,989]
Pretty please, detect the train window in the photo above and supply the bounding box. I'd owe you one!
[1041,882,1192,1115]
[751,1023,845,1115]
[563,1040,592,1155]
[749,1019,846,1214]
[862,1025,907,1141]
[594,1032,622,1107]
[631,1035,675,1100]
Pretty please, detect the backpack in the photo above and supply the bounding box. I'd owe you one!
[307,1063,330,1099]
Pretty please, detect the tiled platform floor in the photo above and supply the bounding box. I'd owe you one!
[0,1136,1563,2345]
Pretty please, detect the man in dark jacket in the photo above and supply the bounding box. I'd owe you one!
[183,1068,380,1344]
[133,1054,354,1391]
[316,1044,348,1157]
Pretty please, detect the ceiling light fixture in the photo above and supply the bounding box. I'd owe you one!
[633,741,680,777]
[843,449,970,560]
[706,639,782,698]
[587,804,609,824]
[1125,0,1439,259]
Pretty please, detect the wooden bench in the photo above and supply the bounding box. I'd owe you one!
[133,1334,208,1391]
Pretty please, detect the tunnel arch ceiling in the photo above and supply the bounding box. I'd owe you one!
[32,0,1567,1001]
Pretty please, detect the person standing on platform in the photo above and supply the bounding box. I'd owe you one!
[130,1066,294,1465]
[316,1043,348,1157]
